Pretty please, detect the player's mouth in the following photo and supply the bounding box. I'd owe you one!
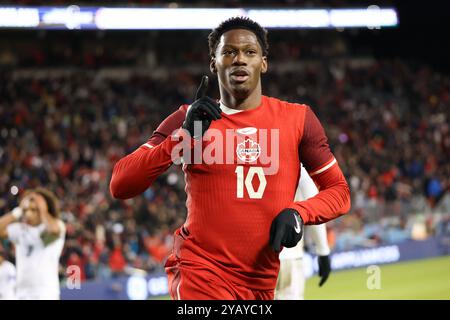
[230,69,250,83]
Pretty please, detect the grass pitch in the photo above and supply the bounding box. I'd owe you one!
[305,255,450,300]
[153,256,450,300]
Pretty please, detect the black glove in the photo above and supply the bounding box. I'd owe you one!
[182,75,221,139]
[269,208,304,252]
[318,255,331,287]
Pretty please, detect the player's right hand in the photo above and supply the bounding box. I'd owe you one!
[182,75,221,139]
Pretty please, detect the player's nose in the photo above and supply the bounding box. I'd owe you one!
[232,51,247,65]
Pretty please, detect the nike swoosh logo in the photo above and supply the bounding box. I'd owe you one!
[236,127,257,135]
[294,214,301,234]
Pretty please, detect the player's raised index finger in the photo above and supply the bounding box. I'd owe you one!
[195,75,209,100]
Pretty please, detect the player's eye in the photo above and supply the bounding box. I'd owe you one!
[246,50,257,55]
[222,49,234,55]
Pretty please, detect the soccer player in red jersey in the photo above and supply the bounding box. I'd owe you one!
[110,17,350,300]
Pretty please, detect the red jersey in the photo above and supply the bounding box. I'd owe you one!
[110,95,350,290]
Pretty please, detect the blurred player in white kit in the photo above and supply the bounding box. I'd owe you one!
[276,165,332,299]
[0,188,65,300]
[0,248,16,299]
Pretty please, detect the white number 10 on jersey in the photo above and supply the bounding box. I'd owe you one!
[235,166,267,199]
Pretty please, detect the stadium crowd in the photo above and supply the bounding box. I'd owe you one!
[0,32,449,282]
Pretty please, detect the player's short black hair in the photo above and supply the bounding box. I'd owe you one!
[208,16,269,57]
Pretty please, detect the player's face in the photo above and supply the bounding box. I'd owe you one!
[21,196,41,226]
[212,29,267,100]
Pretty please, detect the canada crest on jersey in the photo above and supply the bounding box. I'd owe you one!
[236,138,261,162]
[236,128,261,163]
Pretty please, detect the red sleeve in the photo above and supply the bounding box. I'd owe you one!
[289,164,350,224]
[147,105,188,146]
[109,105,188,199]
[291,106,351,224]
[298,106,334,174]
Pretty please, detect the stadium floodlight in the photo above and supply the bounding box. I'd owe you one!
[41,5,95,30]
[248,9,330,28]
[95,8,245,30]
[329,7,398,28]
[0,6,398,30]
[0,7,39,27]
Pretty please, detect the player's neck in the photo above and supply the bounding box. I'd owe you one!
[219,83,262,111]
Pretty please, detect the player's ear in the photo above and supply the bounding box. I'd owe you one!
[210,57,217,74]
[261,56,268,74]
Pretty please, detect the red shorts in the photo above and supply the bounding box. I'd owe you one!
[165,261,274,300]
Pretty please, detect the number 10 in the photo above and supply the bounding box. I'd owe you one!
[235,166,267,199]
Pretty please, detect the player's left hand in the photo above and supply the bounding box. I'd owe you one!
[318,255,331,287]
[269,208,303,252]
